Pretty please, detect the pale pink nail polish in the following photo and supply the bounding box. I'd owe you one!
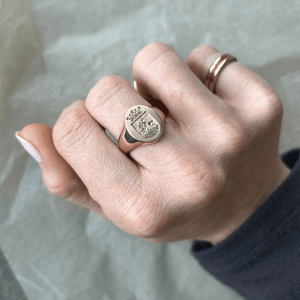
[15,132,44,163]
[133,80,137,90]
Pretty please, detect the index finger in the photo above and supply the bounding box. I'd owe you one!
[52,100,143,230]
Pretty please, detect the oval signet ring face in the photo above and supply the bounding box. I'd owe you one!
[118,105,166,154]
[125,105,163,143]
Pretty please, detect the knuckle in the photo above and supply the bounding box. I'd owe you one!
[53,107,91,151]
[188,44,214,58]
[259,92,283,123]
[186,44,219,64]
[86,75,127,113]
[211,117,248,156]
[246,74,283,123]
[144,41,171,53]
[133,41,173,71]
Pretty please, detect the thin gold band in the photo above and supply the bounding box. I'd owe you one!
[204,54,237,94]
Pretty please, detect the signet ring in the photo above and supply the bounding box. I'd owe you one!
[118,105,166,154]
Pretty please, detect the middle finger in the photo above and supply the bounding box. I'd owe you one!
[132,42,222,129]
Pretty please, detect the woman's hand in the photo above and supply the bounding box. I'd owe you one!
[16,43,291,245]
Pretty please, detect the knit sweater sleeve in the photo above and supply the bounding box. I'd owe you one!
[190,147,300,300]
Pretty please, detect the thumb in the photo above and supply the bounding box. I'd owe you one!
[15,123,107,218]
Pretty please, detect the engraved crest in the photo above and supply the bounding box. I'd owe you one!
[124,105,163,143]
[131,111,160,138]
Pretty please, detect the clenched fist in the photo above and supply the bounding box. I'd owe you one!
[16,43,291,245]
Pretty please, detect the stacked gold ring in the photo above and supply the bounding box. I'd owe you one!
[204,54,237,94]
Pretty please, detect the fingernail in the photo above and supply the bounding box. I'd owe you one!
[133,80,137,90]
[15,132,44,163]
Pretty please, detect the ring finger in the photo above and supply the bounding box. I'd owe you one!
[185,44,276,106]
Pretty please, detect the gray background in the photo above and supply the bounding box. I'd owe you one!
[1,0,300,299]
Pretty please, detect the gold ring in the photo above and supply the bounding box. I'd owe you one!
[204,54,237,94]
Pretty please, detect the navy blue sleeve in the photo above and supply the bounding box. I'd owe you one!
[190,147,300,299]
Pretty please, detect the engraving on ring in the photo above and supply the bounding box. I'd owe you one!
[126,107,160,139]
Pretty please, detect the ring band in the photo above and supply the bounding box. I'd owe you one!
[204,54,237,94]
[118,105,166,154]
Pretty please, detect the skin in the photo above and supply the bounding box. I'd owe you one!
[17,43,292,245]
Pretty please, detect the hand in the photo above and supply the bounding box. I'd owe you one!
[17,43,291,245]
